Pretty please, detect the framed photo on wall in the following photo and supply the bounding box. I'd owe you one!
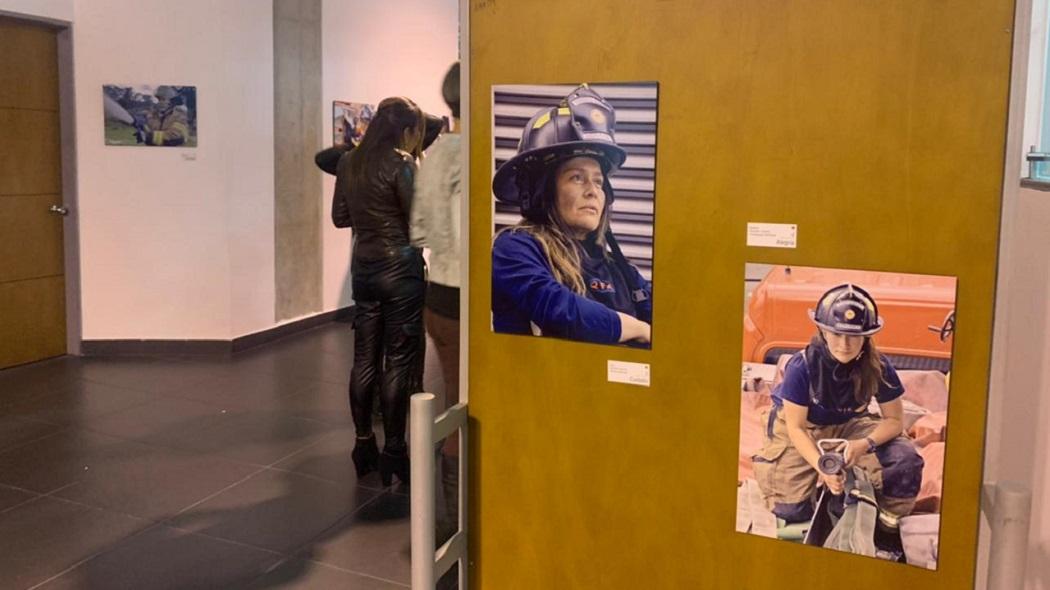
[490,82,658,349]
[736,263,956,570]
[333,101,375,147]
[103,85,197,147]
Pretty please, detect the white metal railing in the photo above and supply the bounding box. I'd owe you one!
[982,480,1033,590]
[410,394,468,589]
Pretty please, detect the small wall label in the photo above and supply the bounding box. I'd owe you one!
[747,222,797,248]
[607,360,651,387]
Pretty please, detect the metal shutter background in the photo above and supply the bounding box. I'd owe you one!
[491,82,658,280]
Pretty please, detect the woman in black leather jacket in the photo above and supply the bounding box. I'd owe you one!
[332,96,426,486]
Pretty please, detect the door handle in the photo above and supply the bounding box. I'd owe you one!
[49,205,69,216]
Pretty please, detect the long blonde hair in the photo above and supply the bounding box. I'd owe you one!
[500,168,613,295]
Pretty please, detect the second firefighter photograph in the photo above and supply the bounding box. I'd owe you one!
[332,100,374,147]
[490,82,657,348]
[103,84,197,147]
[736,264,956,569]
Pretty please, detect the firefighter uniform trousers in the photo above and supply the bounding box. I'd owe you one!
[752,404,925,524]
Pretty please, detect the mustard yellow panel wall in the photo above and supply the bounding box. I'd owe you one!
[468,1,1014,588]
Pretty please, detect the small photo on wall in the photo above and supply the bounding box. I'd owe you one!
[736,263,956,570]
[333,101,375,147]
[490,82,657,349]
[103,85,197,147]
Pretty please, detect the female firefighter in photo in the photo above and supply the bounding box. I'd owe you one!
[490,85,652,346]
[752,284,925,531]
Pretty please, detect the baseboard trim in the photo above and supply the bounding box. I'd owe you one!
[231,306,352,353]
[79,339,230,357]
[80,306,353,357]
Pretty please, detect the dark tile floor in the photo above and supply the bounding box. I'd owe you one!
[0,322,418,589]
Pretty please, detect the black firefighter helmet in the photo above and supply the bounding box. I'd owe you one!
[808,283,884,336]
[492,84,627,220]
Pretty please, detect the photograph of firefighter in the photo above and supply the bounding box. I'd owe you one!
[332,100,375,147]
[490,83,656,347]
[103,84,196,147]
[737,264,955,569]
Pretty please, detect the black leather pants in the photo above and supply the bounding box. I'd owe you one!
[349,247,425,453]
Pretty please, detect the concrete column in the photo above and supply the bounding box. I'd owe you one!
[273,0,322,321]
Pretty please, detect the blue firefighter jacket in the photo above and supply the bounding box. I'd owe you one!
[491,231,653,345]
[773,349,905,425]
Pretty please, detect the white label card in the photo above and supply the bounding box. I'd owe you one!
[747,222,797,249]
[607,360,651,387]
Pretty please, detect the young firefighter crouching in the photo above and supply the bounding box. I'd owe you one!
[753,284,925,539]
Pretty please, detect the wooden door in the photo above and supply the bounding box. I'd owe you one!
[0,17,66,370]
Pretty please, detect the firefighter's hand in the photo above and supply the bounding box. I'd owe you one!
[820,472,845,495]
[844,439,869,467]
[617,313,651,344]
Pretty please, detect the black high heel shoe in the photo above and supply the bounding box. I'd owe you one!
[378,448,410,487]
[351,434,379,477]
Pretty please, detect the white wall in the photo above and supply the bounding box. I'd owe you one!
[218,3,277,338]
[988,186,1050,589]
[320,0,460,311]
[983,2,1050,586]
[0,0,72,22]
[6,0,459,342]
[71,0,275,340]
